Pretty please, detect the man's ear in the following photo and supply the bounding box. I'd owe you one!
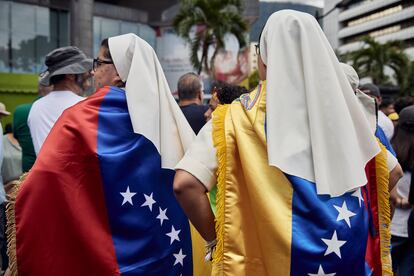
[198,90,203,102]
[113,75,124,87]
[66,74,76,81]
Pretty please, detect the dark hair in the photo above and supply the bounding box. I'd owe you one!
[394,96,414,114]
[392,126,414,172]
[379,98,393,109]
[177,73,202,100]
[100,38,113,61]
[49,74,66,85]
[4,123,12,134]
[217,85,247,104]
[210,80,226,94]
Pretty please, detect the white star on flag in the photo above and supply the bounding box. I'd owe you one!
[120,186,136,206]
[173,249,186,266]
[351,188,364,207]
[141,193,156,211]
[166,225,181,244]
[308,265,336,276]
[334,201,356,228]
[156,207,169,226]
[321,230,346,258]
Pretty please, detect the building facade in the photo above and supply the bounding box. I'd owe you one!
[324,0,414,60]
[0,0,259,127]
[248,1,322,74]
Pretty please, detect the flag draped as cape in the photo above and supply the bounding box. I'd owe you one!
[211,83,392,276]
[7,86,209,275]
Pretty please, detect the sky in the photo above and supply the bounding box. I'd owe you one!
[261,0,325,8]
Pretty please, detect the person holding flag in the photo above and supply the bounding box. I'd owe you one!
[6,34,209,275]
[174,10,392,275]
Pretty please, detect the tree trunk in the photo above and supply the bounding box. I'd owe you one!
[199,40,210,75]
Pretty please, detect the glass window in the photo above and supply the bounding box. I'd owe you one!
[93,16,156,56]
[0,2,10,32]
[36,6,50,37]
[93,17,102,56]
[121,21,138,34]
[11,33,36,73]
[11,2,36,35]
[0,2,70,73]
[101,17,120,40]
[0,31,10,72]
[59,11,69,46]
[138,24,156,48]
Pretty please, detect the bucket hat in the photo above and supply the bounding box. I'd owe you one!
[39,46,92,86]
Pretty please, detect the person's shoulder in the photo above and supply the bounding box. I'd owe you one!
[14,103,33,114]
[28,97,45,114]
[198,104,209,112]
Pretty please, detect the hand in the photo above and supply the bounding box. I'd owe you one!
[397,197,412,209]
[4,268,11,276]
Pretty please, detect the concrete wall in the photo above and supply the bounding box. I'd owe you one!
[70,0,94,57]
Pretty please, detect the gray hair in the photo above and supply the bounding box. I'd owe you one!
[177,72,202,100]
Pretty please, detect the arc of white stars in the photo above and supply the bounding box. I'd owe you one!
[120,186,136,206]
[141,193,156,211]
[351,188,364,207]
[166,225,181,244]
[156,207,169,226]
[334,201,356,228]
[321,230,346,259]
[173,249,186,266]
[308,265,336,276]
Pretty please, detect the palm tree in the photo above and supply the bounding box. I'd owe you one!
[173,0,248,75]
[350,36,411,94]
[400,61,414,96]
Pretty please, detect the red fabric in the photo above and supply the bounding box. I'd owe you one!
[15,87,120,275]
[364,158,382,276]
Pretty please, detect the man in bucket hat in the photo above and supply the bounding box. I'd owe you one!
[28,46,92,155]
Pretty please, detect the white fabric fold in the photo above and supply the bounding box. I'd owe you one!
[109,33,195,169]
[260,10,380,196]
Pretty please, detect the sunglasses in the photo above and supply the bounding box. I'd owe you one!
[93,58,113,71]
[255,44,260,55]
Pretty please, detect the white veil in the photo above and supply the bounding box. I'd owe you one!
[260,10,380,196]
[109,33,195,169]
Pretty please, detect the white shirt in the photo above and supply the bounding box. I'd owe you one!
[175,120,217,191]
[28,91,84,155]
[0,124,5,204]
[391,172,412,237]
[378,111,394,141]
[176,119,398,192]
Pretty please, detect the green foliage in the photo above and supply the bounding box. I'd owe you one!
[402,61,414,96]
[173,0,248,75]
[248,70,259,89]
[348,36,412,95]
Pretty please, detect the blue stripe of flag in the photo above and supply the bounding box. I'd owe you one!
[97,86,193,275]
[288,174,369,276]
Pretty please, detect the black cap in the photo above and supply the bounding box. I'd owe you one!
[359,83,381,98]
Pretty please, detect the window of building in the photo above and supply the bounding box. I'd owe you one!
[0,1,69,73]
[93,16,156,56]
[347,5,403,27]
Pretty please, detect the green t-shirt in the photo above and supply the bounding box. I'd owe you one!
[13,103,36,172]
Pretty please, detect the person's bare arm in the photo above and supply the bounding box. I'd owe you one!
[173,169,216,242]
[389,163,403,192]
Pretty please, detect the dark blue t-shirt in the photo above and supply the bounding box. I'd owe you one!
[180,104,209,134]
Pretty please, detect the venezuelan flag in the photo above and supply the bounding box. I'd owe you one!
[211,84,391,276]
[7,86,209,275]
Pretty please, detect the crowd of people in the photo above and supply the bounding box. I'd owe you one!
[0,9,413,276]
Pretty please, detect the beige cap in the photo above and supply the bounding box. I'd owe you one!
[0,103,10,116]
